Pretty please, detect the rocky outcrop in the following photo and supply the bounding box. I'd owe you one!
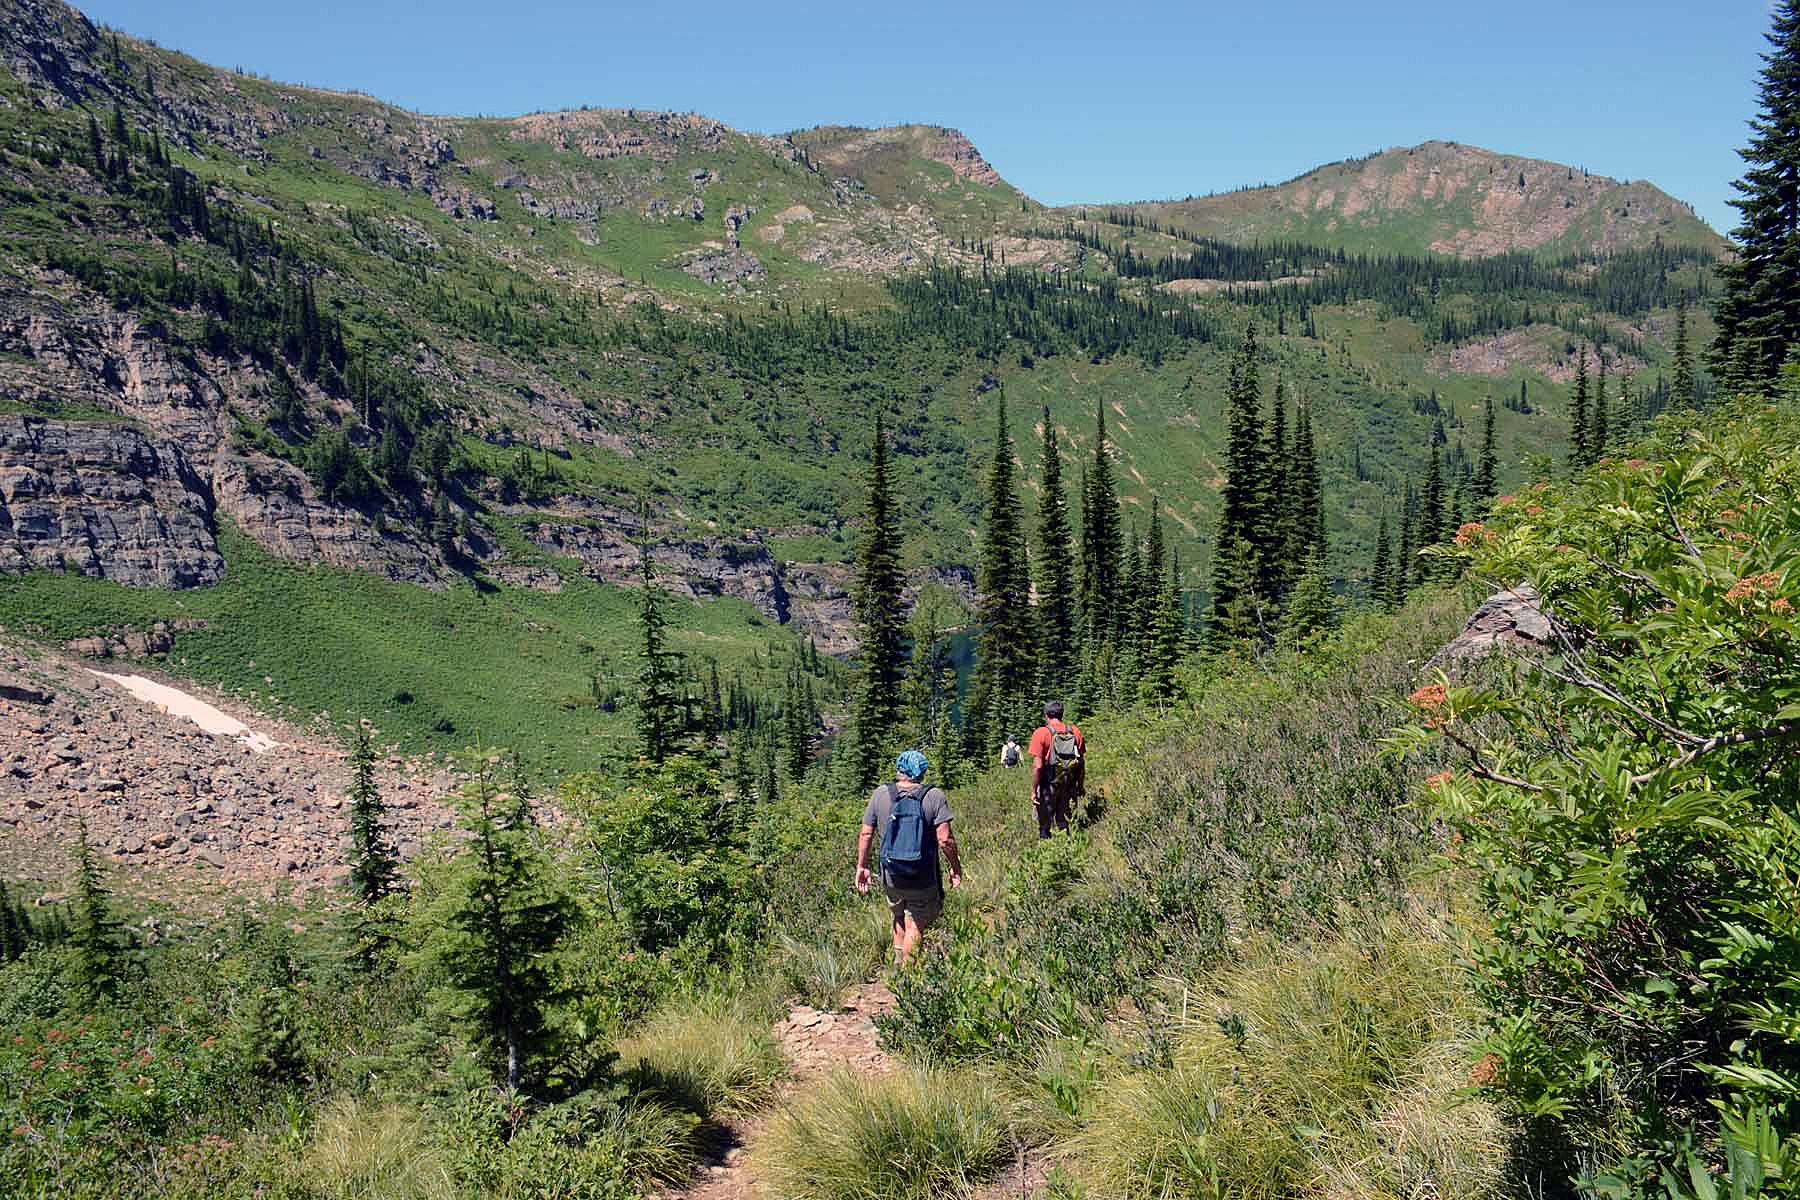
[680,248,766,285]
[0,0,106,108]
[0,417,223,586]
[1431,584,1557,666]
[210,450,443,586]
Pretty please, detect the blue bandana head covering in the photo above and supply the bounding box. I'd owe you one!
[895,750,929,781]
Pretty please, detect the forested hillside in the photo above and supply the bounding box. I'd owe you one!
[5,0,1800,1195]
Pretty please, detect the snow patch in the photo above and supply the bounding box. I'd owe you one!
[87,671,279,753]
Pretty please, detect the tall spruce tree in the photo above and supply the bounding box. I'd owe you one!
[1287,398,1326,569]
[409,752,573,1091]
[633,507,683,764]
[1672,305,1696,409]
[969,393,1035,746]
[1259,376,1292,599]
[1140,553,1186,707]
[1569,346,1591,469]
[1420,444,1446,553]
[848,415,907,787]
[1034,406,1077,697]
[69,820,124,1005]
[1211,323,1267,637]
[1370,516,1393,609]
[1078,400,1123,705]
[1593,350,1610,459]
[1713,0,1800,380]
[1396,497,1417,594]
[346,722,399,905]
[1475,396,1498,502]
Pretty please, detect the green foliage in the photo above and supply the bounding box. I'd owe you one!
[620,998,787,1118]
[754,1067,1014,1200]
[1398,393,1800,1193]
[68,821,126,1006]
[347,723,400,908]
[631,515,685,765]
[408,753,578,1092]
[969,391,1036,745]
[1066,914,1503,1199]
[848,415,908,787]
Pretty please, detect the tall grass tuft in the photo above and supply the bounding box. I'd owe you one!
[773,901,890,1008]
[755,1067,1013,1200]
[300,1099,459,1200]
[1069,912,1504,1199]
[620,998,787,1118]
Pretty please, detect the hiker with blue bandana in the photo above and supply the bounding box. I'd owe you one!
[854,749,962,966]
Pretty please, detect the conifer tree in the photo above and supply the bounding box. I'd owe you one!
[1672,304,1696,409]
[1713,0,1800,380]
[69,820,124,1004]
[1593,350,1610,459]
[1420,443,1446,553]
[848,416,907,787]
[633,507,683,764]
[1475,397,1498,502]
[1569,346,1591,469]
[1259,376,1291,599]
[410,752,573,1091]
[1140,554,1186,706]
[1078,401,1123,704]
[1370,516,1393,609]
[1396,503,1416,595]
[1211,323,1267,637]
[1281,553,1334,647]
[1287,398,1325,569]
[969,393,1035,746]
[347,723,399,906]
[1034,406,1077,696]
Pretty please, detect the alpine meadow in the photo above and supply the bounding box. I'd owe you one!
[2,0,1799,1197]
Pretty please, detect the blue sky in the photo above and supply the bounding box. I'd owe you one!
[80,0,1770,235]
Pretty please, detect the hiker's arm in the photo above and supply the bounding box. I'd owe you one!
[937,822,962,888]
[854,824,875,893]
[1031,755,1046,795]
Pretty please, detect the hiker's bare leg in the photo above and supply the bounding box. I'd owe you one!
[894,912,923,966]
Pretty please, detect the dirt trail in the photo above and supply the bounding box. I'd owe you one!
[664,981,895,1200]
[665,978,1048,1200]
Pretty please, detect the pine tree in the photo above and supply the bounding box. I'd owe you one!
[1370,516,1393,609]
[1259,376,1292,599]
[1593,350,1610,459]
[1078,400,1123,704]
[410,752,574,1091]
[1672,305,1696,409]
[1287,397,1325,569]
[781,674,811,782]
[69,820,125,1004]
[1211,323,1267,638]
[969,392,1035,747]
[1713,0,1800,380]
[1475,396,1498,502]
[1034,406,1077,696]
[1396,504,1416,596]
[1281,553,1334,647]
[848,416,908,787]
[1140,553,1186,707]
[634,507,683,764]
[1420,444,1446,551]
[346,723,399,906]
[1569,346,1591,469]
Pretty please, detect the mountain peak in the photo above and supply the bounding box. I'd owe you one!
[789,123,1006,192]
[1099,140,1723,259]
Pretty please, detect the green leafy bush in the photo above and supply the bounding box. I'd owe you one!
[1400,395,1800,1193]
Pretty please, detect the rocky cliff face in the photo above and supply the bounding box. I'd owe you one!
[0,418,222,586]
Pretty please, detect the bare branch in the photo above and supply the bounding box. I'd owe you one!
[1444,726,1547,794]
[1630,722,1800,786]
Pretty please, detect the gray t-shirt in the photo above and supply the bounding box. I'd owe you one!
[863,782,953,889]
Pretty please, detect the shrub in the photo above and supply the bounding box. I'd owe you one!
[435,1087,696,1200]
[754,1067,1013,1200]
[1400,396,1800,1193]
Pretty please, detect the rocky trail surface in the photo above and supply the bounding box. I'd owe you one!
[0,637,465,899]
[664,978,1048,1200]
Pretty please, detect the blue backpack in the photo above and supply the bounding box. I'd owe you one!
[880,784,936,888]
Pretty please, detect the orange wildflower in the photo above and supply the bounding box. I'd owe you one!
[1409,684,1448,711]
[1454,522,1488,546]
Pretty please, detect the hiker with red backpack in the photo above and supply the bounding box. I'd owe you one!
[854,749,962,967]
[1029,700,1084,838]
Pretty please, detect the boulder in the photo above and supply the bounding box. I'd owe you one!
[1431,584,1558,666]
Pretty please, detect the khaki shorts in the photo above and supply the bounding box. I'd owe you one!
[884,882,944,930]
